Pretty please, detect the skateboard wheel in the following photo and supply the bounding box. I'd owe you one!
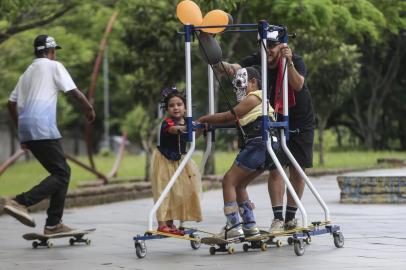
[304,237,311,245]
[135,241,147,259]
[46,241,53,248]
[190,234,201,250]
[275,239,283,247]
[69,238,75,246]
[333,231,344,248]
[243,243,249,252]
[227,246,235,254]
[260,242,268,251]
[293,239,305,256]
[287,237,294,245]
[209,246,216,255]
[32,241,39,249]
[85,239,91,245]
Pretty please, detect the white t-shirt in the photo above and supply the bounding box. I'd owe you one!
[9,58,77,142]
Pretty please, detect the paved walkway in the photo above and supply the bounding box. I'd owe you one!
[0,168,405,270]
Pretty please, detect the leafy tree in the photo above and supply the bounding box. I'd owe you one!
[0,0,76,44]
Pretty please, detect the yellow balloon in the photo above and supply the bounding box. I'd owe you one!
[176,0,203,25]
[201,10,229,34]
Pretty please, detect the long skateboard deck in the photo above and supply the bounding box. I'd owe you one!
[23,228,95,248]
[247,220,332,241]
[145,230,200,242]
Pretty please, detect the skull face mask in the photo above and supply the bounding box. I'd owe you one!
[232,68,248,102]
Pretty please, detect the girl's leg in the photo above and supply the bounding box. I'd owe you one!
[222,164,252,227]
[236,171,263,233]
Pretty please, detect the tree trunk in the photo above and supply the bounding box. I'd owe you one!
[317,117,328,166]
[334,126,342,148]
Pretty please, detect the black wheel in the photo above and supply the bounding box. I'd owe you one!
[190,234,201,250]
[69,238,75,246]
[135,241,147,259]
[333,231,344,248]
[293,239,305,256]
[243,243,249,252]
[287,237,294,245]
[209,246,216,255]
[32,241,39,249]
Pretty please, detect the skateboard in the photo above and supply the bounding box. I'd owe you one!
[201,231,272,255]
[199,223,335,255]
[23,228,96,248]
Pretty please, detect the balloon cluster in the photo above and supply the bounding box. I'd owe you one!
[176,0,232,34]
[176,0,232,65]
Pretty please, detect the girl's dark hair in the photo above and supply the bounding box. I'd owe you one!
[246,66,262,89]
[162,92,186,110]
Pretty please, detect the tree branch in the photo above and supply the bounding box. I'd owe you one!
[0,4,74,44]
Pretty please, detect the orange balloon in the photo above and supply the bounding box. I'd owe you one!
[176,0,203,25]
[201,10,228,34]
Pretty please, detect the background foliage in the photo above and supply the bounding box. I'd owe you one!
[0,0,405,173]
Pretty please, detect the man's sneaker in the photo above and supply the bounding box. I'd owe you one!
[269,219,285,233]
[44,223,76,235]
[242,225,260,238]
[3,198,36,227]
[216,224,244,240]
[284,219,298,230]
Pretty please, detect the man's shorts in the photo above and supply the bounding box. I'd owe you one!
[268,128,314,170]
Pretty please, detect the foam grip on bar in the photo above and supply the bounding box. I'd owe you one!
[176,0,203,25]
[201,10,228,34]
[198,32,222,65]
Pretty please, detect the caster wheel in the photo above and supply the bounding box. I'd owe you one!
[275,239,283,247]
[69,238,75,246]
[287,237,294,245]
[243,243,249,252]
[46,241,53,248]
[333,231,344,248]
[209,246,216,255]
[85,239,91,245]
[32,241,39,249]
[293,239,305,256]
[260,242,268,251]
[304,237,311,245]
[135,241,147,258]
[227,246,235,254]
[190,234,201,250]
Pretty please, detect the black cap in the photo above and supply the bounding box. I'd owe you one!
[34,35,61,52]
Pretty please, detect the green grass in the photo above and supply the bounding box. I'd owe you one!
[0,150,404,196]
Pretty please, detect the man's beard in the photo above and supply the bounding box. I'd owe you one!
[268,55,279,69]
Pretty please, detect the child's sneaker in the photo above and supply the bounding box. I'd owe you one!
[269,219,284,233]
[242,225,260,238]
[284,219,298,230]
[216,224,244,240]
[157,225,185,236]
[3,198,36,227]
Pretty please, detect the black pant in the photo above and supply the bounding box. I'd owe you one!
[15,139,71,226]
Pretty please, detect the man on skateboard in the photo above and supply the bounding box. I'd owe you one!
[3,34,95,235]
